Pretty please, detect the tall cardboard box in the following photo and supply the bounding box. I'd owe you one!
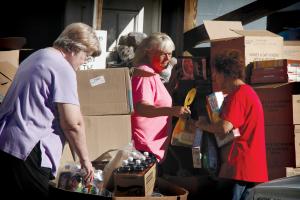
[60,115,132,165]
[265,125,295,180]
[295,125,300,167]
[77,68,133,116]
[254,83,295,126]
[0,50,19,101]
[293,95,300,124]
[202,20,283,91]
[283,41,300,60]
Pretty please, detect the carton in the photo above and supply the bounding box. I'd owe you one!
[293,95,300,124]
[60,115,132,165]
[254,83,295,125]
[283,41,300,60]
[249,59,300,84]
[49,178,188,200]
[113,163,156,197]
[286,167,300,177]
[114,178,188,200]
[202,20,283,91]
[0,50,19,101]
[265,125,295,180]
[77,68,133,116]
[294,125,300,167]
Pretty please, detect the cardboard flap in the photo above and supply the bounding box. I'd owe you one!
[0,61,17,80]
[232,29,281,37]
[284,40,300,46]
[203,20,243,41]
[0,37,26,50]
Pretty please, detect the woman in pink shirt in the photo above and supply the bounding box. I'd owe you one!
[131,32,191,164]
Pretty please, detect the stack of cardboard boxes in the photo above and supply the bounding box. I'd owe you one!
[200,20,300,180]
[286,94,300,177]
[0,50,19,102]
[254,83,298,180]
[60,68,133,165]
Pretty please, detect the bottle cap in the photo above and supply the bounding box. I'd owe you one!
[136,159,141,165]
[143,152,149,157]
[131,151,137,158]
[122,160,129,166]
[128,156,134,162]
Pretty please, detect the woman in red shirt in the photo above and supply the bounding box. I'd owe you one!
[196,50,268,200]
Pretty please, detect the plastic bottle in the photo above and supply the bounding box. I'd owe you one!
[133,159,145,172]
[140,155,149,168]
[117,159,131,173]
[93,169,104,195]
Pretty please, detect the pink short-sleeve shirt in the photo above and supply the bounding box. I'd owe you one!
[131,65,172,161]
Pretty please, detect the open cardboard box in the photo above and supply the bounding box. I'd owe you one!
[201,20,284,91]
[49,177,188,200]
[283,41,300,60]
[0,50,19,101]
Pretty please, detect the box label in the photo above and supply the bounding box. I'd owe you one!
[89,76,105,87]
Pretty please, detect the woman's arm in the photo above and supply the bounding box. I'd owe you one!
[135,101,191,118]
[57,103,93,183]
[196,116,234,136]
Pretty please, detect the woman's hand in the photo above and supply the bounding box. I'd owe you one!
[81,160,94,185]
[195,116,209,130]
[172,106,191,118]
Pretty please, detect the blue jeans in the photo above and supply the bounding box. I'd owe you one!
[232,181,255,200]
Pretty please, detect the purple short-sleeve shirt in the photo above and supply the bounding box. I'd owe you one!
[0,48,79,176]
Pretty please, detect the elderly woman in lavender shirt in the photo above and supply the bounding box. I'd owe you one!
[0,23,100,198]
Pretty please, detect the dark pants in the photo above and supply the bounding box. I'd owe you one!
[216,178,256,200]
[232,181,256,200]
[0,142,52,198]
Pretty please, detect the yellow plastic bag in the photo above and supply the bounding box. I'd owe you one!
[171,88,197,147]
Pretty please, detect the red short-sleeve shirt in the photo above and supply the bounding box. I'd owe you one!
[219,84,268,183]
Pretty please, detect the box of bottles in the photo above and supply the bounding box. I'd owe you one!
[113,153,157,197]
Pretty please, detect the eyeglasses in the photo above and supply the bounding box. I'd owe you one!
[81,51,93,64]
[85,56,93,63]
[157,51,172,58]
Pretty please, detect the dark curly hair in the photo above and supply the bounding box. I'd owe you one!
[214,50,245,80]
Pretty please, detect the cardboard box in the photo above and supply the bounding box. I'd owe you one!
[286,167,300,177]
[293,95,300,124]
[113,163,156,197]
[77,68,133,116]
[294,125,300,167]
[60,115,132,165]
[0,50,19,69]
[288,73,300,82]
[283,41,300,60]
[0,50,19,101]
[202,20,283,91]
[49,178,188,200]
[254,83,295,125]
[250,73,288,84]
[113,178,188,200]
[163,175,216,199]
[265,125,295,180]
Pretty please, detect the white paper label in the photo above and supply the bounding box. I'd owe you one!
[89,76,105,87]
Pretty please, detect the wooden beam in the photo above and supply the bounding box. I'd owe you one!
[95,0,103,30]
[183,0,198,56]
[184,0,300,52]
[184,0,198,33]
